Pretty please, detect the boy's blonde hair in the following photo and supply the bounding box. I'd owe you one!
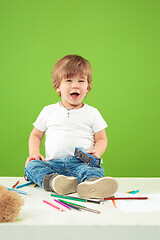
[52,55,92,92]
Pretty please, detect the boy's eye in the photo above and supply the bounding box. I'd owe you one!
[79,80,84,82]
[66,79,72,82]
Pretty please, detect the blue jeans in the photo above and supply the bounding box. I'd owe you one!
[25,156,105,188]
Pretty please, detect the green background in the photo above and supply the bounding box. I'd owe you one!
[0,0,160,177]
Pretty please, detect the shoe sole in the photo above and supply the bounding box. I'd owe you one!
[77,177,118,198]
[51,175,79,195]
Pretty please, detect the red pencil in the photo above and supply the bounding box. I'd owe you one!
[12,180,20,189]
[104,197,148,200]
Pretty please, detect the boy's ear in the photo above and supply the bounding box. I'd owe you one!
[55,86,60,93]
[86,87,90,94]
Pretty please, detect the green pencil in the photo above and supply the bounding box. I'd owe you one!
[51,193,102,204]
[58,199,85,208]
[58,200,81,211]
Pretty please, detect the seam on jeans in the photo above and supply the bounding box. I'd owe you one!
[25,168,38,185]
[69,167,104,179]
[70,169,82,178]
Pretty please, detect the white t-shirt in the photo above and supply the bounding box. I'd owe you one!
[33,102,108,160]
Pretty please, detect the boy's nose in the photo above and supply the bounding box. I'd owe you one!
[72,82,79,88]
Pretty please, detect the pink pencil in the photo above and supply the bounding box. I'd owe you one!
[54,199,71,210]
[43,200,65,212]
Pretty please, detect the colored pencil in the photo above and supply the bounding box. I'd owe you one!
[126,190,139,194]
[103,197,148,200]
[58,200,81,211]
[112,199,117,208]
[54,199,71,210]
[58,199,86,208]
[43,200,64,212]
[59,199,100,214]
[12,180,20,189]
[16,182,33,189]
[61,202,81,211]
[7,188,29,196]
[51,193,102,204]
[129,190,139,194]
[78,205,101,214]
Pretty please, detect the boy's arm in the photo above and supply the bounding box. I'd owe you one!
[87,129,107,157]
[25,127,45,167]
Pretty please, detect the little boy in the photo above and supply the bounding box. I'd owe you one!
[25,55,118,198]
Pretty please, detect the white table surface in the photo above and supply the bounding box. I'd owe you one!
[0,177,160,240]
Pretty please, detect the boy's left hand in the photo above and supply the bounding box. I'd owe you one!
[87,149,100,157]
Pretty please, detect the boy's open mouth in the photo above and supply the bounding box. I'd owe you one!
[70,92,80,97]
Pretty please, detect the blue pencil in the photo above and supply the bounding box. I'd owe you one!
[129,190,139,194]
[59,200,81,211]
[7,188,29,196]
[16,182,33,189]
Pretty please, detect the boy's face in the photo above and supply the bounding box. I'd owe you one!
[56,74,89,108]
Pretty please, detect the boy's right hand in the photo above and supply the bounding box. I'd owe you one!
[25,154,46,167]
